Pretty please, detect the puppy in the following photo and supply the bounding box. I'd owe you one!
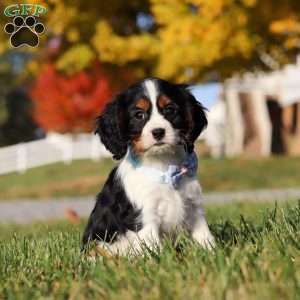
[82,78,215,256]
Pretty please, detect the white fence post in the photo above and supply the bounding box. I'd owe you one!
[249,90,272,156]
[91,135,101,161]
[224,88,244,156]
[16,143,27,173]
[63,135,73,164]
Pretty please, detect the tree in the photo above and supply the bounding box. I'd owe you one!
[92,0,300,81]
[29,63,123,133]
[0,0,149,74]
[1,0,300,82]
[0,1,139,135]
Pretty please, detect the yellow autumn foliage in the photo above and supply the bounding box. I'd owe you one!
[93,0,257,80]
[270,17,300,34]
[0,0,300,80]
[56,44,95,74]
[92,22,159,64]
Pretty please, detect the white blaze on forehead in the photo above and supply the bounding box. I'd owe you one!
[139,78,178,153]
[144,79,158,108]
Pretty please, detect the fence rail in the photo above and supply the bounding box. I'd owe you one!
[0,133,111,175]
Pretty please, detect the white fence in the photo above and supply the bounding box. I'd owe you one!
[0,133,111,175]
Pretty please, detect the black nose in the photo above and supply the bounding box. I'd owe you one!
[152,128,165,140]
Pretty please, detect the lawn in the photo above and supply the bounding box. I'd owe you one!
[0,200,299,299]
[1,155,300,200]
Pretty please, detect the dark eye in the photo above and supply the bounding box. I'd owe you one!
[134,110,145,120]
[164,105,176,116]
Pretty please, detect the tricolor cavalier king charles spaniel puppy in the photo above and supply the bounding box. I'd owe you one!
[82,78,215,255]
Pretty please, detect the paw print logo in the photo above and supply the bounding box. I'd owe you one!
[4,16,45,48]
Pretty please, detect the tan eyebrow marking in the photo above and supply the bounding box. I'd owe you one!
[158,95,172,108]
[136,98,150,111]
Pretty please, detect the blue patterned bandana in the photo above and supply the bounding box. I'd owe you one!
[127,148,198,189]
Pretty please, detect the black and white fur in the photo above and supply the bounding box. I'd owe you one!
[82,78,215,255]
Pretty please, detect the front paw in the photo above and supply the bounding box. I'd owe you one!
[194,232,215,250]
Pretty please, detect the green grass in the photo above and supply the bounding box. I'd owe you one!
[1,201,299,299]
[0,158,114,200]
[1,155,300,200]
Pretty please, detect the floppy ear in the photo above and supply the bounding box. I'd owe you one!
[95,94,128,160]
[178,85,208,153]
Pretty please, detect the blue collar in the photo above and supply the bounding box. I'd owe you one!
[127,148,198,189]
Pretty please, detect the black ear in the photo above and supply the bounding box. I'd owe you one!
[95,94,128,160]
[178,85,208,153]
[190,99,207,143]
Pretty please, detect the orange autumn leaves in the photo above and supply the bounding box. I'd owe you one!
[30,64,115,133]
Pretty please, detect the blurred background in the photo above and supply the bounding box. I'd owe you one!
[0,0,300,222]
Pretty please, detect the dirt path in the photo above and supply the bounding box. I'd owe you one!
[0,188,300,224]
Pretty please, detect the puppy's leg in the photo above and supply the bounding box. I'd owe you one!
[96,231,138,256]
[97,225,161,256]
[188,206,215,250]
[135,224,161,253]
[183,180,215,250]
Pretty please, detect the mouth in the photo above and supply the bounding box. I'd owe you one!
[153,142,166,146]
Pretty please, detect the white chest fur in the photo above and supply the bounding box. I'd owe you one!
[117,153,202,232]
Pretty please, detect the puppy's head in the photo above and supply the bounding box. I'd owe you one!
[96,78,207,160]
